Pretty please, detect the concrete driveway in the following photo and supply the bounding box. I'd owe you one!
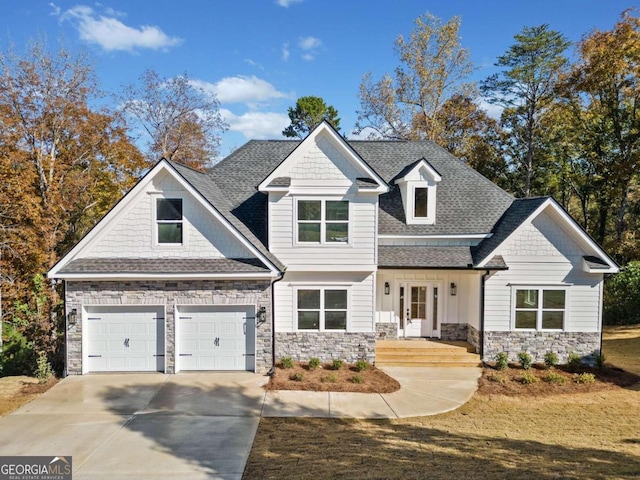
[0,373,267,480]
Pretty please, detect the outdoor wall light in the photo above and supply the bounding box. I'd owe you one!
[257,306,267,324]
[68,308,78,325]
[450,282,457,296]
[384,282,390,295]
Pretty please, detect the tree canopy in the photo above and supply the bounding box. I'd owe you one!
[282,96,340,138]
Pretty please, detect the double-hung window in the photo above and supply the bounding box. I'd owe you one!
[414,187,429,218]
[156,198,183,244]
[514,288,566,330]
[297,200,349,243]
[297,288,348,330]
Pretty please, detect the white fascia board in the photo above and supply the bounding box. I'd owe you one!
[49,160,280,278]
[378,234,493,239]
[258,121,388,193]
[396,159,442,183]
[55,272,279,281]
[285,264,377,273]
[476,198,619,271]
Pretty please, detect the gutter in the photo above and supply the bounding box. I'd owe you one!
[267,272,285,376]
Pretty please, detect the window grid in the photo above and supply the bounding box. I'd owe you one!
[297,200,349,244]
[514,288,566,331]
[297,288,348,331]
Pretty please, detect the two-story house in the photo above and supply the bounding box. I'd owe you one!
[49,122,618,375]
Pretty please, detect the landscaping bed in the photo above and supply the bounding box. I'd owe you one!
[266,358,401,393]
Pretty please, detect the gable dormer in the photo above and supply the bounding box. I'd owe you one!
[395,158,441,225]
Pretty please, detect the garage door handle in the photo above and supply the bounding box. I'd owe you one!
[179,354,192,357]
[124,338,130,347]
[214,337,220,347]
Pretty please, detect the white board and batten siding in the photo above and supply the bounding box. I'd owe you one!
[274,272,375,333]
[81,170,254,260]
[484,210,602,332]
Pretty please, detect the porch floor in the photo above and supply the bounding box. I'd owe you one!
[376,339,481,367]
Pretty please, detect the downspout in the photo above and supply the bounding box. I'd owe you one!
[480,270,490,360]
[267,272,285,376]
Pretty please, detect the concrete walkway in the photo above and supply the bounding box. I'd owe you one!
[263,366,481,418]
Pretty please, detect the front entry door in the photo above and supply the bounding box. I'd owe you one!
[403,284,440,338]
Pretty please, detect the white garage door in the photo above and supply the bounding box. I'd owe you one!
[177,305,255,371]
[86,306,165,372]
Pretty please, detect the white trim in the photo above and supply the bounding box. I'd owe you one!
[54,272,278,280]
[294,285,351,332]
[510,286,569,332]
[154,197,185,247]
[294,198,351,246]
[378,234,493,240]
[476,198,619,272]
[395,158,442,184]
[48,160,280,278]
[257,121,388,194]
[507,282,573,287]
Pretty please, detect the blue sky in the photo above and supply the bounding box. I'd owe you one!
[1,0,636,156]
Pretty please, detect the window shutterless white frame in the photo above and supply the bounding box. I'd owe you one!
[154,197,184,246]
[295,198,350,245]
[295,286,350,331]
[511,287,567,331]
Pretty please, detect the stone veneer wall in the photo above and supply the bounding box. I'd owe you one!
[375,322,398,340]
[440,323,468,341]
[65,280,272,375]
[467,325,480,351]
[275,332,376,363]
[483,331,601,364]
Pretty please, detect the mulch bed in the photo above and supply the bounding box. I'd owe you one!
[479,362,640,396]
[266,361,401,393]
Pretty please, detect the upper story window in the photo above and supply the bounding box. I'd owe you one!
[414,187,429,218]
[514,288,566,330]
[156,198,183,244]
[297,200,349,244]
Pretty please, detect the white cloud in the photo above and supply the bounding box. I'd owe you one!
[59,5,182,52]
[479,97,504,120]
[192,76,287,105]
[297,36,322,60]
[49,2,61,16]
[244,58,264,70]
[298,36,322,51]
[276,0,304,7]
[348,127,381,140]
[220,109,289,139]
[282,43,290,61]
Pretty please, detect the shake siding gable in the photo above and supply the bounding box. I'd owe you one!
[484,210,601,333]
[84,171,254,260]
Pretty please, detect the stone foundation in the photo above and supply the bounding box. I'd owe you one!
[483,331,601,364]
[65,280,272,375]
[440,323,468,341]
[467,325,480,351]
[275,332,376,363]
[376,322,398,340]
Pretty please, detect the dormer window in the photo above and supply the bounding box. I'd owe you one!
[414,187,429,217]
[157,198,183,244]
[395,159,441,225]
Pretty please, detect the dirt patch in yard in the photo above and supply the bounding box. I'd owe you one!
[266,361,400,393]
[0,376,58,416]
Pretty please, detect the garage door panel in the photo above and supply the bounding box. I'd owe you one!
[86,306,164,373]
[177,305,255,371]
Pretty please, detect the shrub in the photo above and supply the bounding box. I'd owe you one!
[290,372,304,382]
[330,359,344,370]
[544,352,559,369]
[308,357,321,370]
[520,371,539,384]
[321,373,338,383]
[279,357,294,369]
[575,372,596,384]
[351,374,364,384]
[518,352,533,370]
[567,352,583,372]
[35,352,54,383]
[594,353,606,371]
[0,324,36,377]
[486,373,507,384]
[495,352,509,371]
[354,360,370,372]
[545,370,567,384]
[604,260,640,325]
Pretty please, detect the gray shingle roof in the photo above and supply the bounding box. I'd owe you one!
[59,258,270,274]
[208,140,514,241]
[378,246,474,269]
[472,197,549,264]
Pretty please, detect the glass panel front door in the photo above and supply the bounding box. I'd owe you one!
[403,283,440,338]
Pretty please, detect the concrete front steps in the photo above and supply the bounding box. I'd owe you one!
[376,339,481,367]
